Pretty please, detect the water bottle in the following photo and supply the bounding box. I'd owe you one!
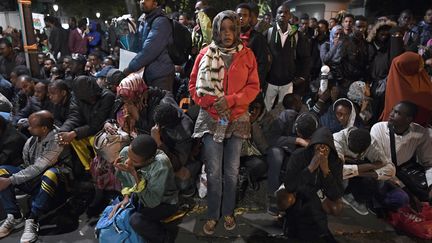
[319,65,330,93]
[213,118,229,143]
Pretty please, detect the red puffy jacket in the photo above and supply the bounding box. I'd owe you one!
[189,46,260,121]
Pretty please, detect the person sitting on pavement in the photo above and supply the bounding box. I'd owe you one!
[333,127,400,215]
[371,101,432,203]
[0,38,26,81]
[111,134,178,243]
[57,75,115,171]
[320,97,363,133]
[151,103,196,197]
[266,112,320,215]
[0,115,27,166]
[12,75,40,129]
[95,65,114,89]
[0,110,71,243]
[64,54,86,89]
[47,80,72,127]
[278,127,343,242]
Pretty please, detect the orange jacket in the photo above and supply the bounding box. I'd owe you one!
[189,46,260,121]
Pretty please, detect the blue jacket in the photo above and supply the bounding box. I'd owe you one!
[128,7,174,82]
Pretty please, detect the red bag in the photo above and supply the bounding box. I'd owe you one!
[387,203,432,239]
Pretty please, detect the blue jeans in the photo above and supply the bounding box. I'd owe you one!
[266,146,285,196]
[0,165,67,218]
[202,134,243,220]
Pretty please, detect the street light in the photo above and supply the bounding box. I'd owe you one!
[53,4,59,12]
[96,12,101,18]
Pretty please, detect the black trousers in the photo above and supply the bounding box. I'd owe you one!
[129,203,178,243]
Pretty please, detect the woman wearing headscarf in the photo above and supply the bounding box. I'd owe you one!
[347,81,373,126]
[320,25,345,83]
[320,97,362,133]
[189,10,260,235]
[380,51,432,126]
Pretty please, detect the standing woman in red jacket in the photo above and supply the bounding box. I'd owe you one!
[189,10,260,235]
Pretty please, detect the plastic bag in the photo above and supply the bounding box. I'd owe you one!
[197,165,207,198]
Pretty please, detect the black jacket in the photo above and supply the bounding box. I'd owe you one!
[159,109,194,171]
[266,27,311,86]
[283,127,343,239]
[49,94,71,127]
[266,109,298,150]
[60,77,115,139]
[284,127,343,200]
[49,26,70,58]
[135,88,178,135]
[0,123,27,166]
[248,29,270,89]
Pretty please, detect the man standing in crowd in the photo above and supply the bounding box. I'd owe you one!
[342,14,354,36]
[264,2,310,110]
[236,3,270,91]
[44,16,69,59]
[68,18,88,55]
[124,0,175,91]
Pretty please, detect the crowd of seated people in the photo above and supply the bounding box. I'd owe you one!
[0,1,431,242]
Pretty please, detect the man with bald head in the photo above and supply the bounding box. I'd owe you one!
[0,110,70,243]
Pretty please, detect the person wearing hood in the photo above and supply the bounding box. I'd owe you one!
[367,20,403,84]
[57,76,115,170]
[124,0,175,92]
[320,25,345,83]
[86,21,101,54]
[380,52,432,127]
[278,127,343,241]
[189,10,259,235]
[347,81,373,126]
[320,98,363,133]
[266,111,320,215]
[151,103,196,197]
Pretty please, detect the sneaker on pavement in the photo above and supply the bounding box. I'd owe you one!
[0,214,24,238]
[267,196,280,216]
[342,194,369,216]
[20,219,39,243]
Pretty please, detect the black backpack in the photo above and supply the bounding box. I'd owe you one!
[149,16,192,65]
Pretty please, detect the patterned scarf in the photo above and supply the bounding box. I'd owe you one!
[196,10,243,98]
[196,42,243,97]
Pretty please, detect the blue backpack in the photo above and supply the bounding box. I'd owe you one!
[95,197,145,243]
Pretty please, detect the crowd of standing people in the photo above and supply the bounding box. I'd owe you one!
[0,0,431,242]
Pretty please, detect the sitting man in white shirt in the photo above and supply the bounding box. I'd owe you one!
[334,127,397,215]
[371,101,432,204]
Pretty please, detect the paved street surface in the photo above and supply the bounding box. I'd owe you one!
[1,180,429,243]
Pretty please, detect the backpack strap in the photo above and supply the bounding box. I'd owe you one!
[388,124,398,165]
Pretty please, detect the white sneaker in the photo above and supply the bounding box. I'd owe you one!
[20,219,39,243]
[0,214,24,238]
[342,193,369,216]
